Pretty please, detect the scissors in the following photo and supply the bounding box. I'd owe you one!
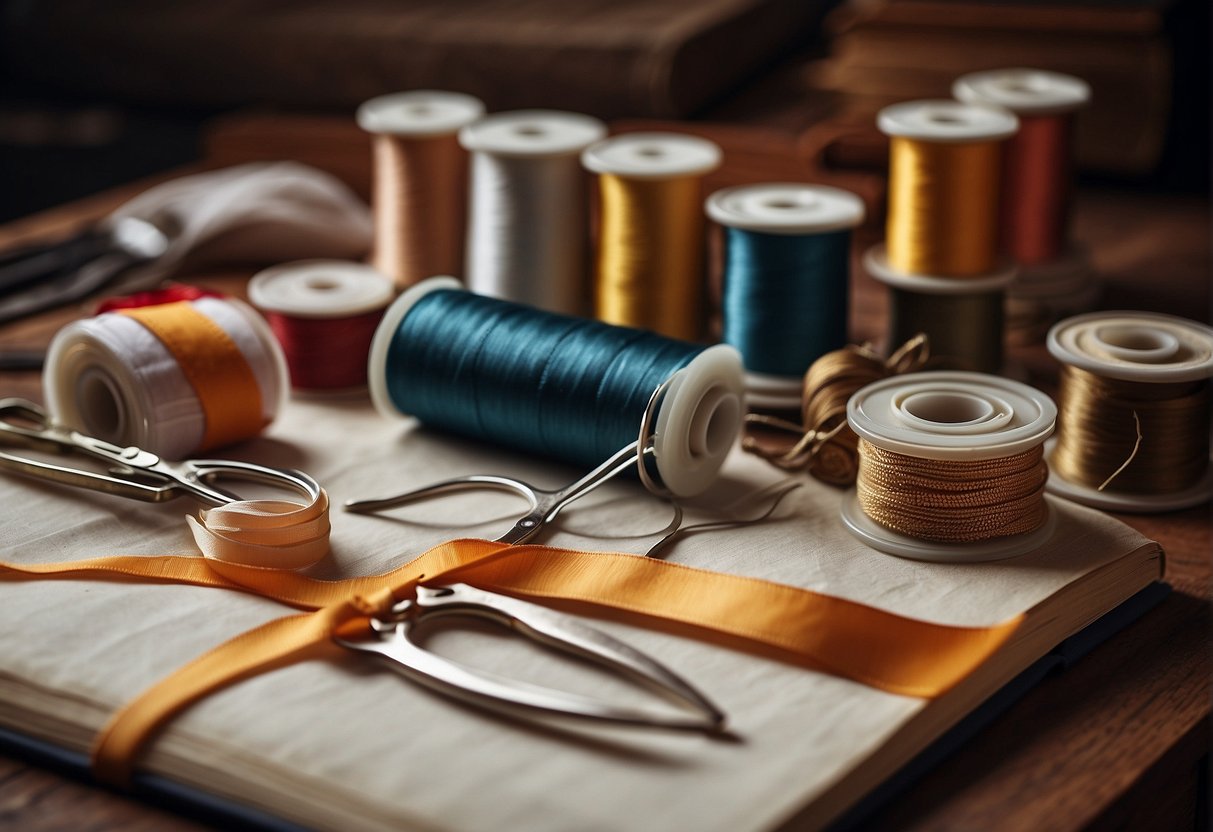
[0,398,321,506]
[0,398,726,731]
[335,582,725,731]
[346,439,648,544]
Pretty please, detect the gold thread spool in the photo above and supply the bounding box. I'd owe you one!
[879,101,1017,277]
[886,136,1003,276]
[357,91,485,289]
[842,371,1057,563]
[865,101,1019,375]
[1046,311,1213,512]
[583,133,722,340]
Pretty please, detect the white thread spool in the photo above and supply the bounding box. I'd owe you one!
[459,110,607,315]
[842,371,1057,562]
[249,260,395,394]
[706,183,866,410]
[357,90,485,288]
[954,69,1096,329]
[1046,311,1213,512]
[44,297,287,459]
[367,276,745,498]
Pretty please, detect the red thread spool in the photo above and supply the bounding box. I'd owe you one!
[249,261,395,392]
[953,69,1091,266]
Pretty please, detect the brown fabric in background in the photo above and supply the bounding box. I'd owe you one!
[1,0,826,119]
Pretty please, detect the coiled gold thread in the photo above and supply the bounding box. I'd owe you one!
[856,440,1049,543]
[372,132,467,288]
[743,334,930,486]
[594,174,705,341]
[1050,365,1211,494]
[886,137,1003,277]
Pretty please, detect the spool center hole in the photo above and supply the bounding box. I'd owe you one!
[636,146,666,159]
[514,125,547,138]
[407,104,433,117]
[77,372,124,440]
[903,392,992,424]
[929,113,964,125]
[1097,327,1170,353]
[306,277,340,291]
[764,198,799,210]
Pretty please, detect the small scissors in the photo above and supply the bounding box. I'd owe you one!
[335,582,725,731]
[0,398,321,506]
[345,439,648,544]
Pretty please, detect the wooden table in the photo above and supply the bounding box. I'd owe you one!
[0,121,1208,831]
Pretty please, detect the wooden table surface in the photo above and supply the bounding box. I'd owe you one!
[0,120,1208,832]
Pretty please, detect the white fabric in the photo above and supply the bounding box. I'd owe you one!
[110,162,372,291]
[0,396,1159,832]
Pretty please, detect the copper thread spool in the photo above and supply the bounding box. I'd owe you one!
[357,91,485,289]
[954,69,1091,267]
[582,133,722,341]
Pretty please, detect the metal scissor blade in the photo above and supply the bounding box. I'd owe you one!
[417,584,725,726]
[335,583,725,732]
[337,631,719,731]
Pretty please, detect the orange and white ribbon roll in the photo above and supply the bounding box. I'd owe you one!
[44,296,288,458]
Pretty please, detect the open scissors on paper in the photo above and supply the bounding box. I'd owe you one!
[0,398,321,506]
[345,440,648,545]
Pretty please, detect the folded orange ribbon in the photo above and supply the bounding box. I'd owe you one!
[1,533,1023,787]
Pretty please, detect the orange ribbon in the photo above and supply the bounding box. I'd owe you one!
[121,302,265,451]
[1,536,1023,787]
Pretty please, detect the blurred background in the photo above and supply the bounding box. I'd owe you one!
[0,0,1208,224]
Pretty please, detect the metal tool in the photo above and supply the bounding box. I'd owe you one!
[336,582,725,731]
[345,439,647,544]
[0,398,320,506]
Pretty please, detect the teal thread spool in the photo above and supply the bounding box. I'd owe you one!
[707,184,865,410]
[367,277,745,496]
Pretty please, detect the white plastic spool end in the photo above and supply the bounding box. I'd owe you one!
[705,183,865,235]
[653,344,745,497]
[459,110,607,158]
[581,133,722,180]
[863,242,1017,293]
[357,91,485,137]
[953,69,1091,117]
[249,260,395,320]
[877,100,1020,143]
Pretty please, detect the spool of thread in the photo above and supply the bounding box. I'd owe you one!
[459,110,606,315]
[1045,311,1213,512]
[367,277,745,497]
[867,100,1019,373]
[842,371,1057,562]
[953,69,1090,268]
[954,69,1097,335]
[582,133,722,340]
[44,296,288,459]
[707,183,865,409]
[249,260,395,393]
[357,91,485,289]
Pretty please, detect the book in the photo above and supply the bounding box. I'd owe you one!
[1,0,829,119]
[804,0,1177,174]
[0,395,1163,831]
